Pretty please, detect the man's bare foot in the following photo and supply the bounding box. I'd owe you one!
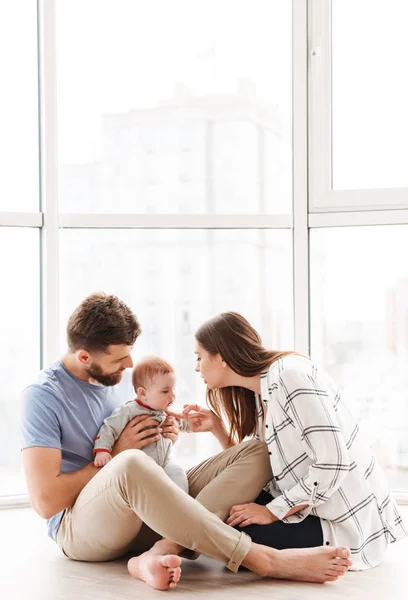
[244,544,352,583]
[128,551,182,590]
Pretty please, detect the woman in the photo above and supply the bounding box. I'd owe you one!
[183,312,407,570]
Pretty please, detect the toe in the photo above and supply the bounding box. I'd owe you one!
[333,557,352,568]
[337,546,351,559]
[329,565,347,574]
[162,555,182,569]
[172,569,181,583]
[326,569,340,578]
[329,566,347,577]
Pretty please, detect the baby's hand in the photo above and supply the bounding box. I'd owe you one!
[94,452,112,468]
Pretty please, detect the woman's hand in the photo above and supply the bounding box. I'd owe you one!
[226,503,278,528]
[182,404,221,433]
[111,415,162,456]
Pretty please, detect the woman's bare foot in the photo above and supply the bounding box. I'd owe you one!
[243,544,352,583]
[128,551,182,591]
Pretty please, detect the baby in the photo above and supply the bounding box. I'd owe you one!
[93,355,189,492]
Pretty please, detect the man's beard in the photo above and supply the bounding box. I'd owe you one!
[86,363,123,386]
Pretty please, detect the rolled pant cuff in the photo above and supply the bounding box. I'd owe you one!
[226,531,252,573]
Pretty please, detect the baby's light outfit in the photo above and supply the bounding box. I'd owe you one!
[94,397,189,492]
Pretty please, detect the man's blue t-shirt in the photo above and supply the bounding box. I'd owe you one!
[20,359,131,540]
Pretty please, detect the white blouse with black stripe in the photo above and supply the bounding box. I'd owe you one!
[255,355,407,570]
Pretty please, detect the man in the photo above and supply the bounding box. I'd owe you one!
[21,292,351,591]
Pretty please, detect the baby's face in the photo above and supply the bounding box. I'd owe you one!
[145,372,176,411]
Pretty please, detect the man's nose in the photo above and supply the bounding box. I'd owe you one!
[125,355,133,369]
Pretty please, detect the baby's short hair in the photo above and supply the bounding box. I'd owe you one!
[132,355,175,390]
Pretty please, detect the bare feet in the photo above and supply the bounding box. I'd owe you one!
[128,552,182,590]
[244,544,352,583]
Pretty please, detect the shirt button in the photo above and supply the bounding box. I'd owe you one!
[268,451,272,455]
[326,541,330,546]
[265,424,269,428]
[314,482,318,486]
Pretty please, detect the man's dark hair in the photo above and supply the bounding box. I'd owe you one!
[67,292,141,353]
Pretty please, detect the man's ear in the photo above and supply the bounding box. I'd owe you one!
[77,349,91,366]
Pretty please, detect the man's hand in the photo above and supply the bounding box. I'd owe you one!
[226,503,278,528]
[161,414,180,445]
[94,451,112,468]
[111,414,162,457]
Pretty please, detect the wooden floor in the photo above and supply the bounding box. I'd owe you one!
[2,507,408,599]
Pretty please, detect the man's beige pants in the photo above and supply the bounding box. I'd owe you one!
[56,440,272,572]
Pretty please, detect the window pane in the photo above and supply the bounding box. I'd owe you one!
[60,229,293,466]
[0,2,39,212]
[332,0,408,190]
[57,0,292,214]
[0,228,40,496]
[310,226,408,490]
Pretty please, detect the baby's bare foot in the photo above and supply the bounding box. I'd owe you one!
[128,552,182,590]
[247,545,352,583]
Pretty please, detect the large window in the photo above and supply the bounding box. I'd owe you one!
[2,1,408,505]
[56,0,292,215]
[55,0,293,469]
[332,0,408,191]
[1,0,294,500]
[309,0,408,209]
[310,225,408,490]
[0,229,40,496]
[0,1,39,212]
[0,1,41,500]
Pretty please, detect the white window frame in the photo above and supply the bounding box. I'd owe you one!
[308,0,408,213]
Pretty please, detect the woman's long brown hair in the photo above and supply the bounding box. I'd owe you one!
[195,312,296,445]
